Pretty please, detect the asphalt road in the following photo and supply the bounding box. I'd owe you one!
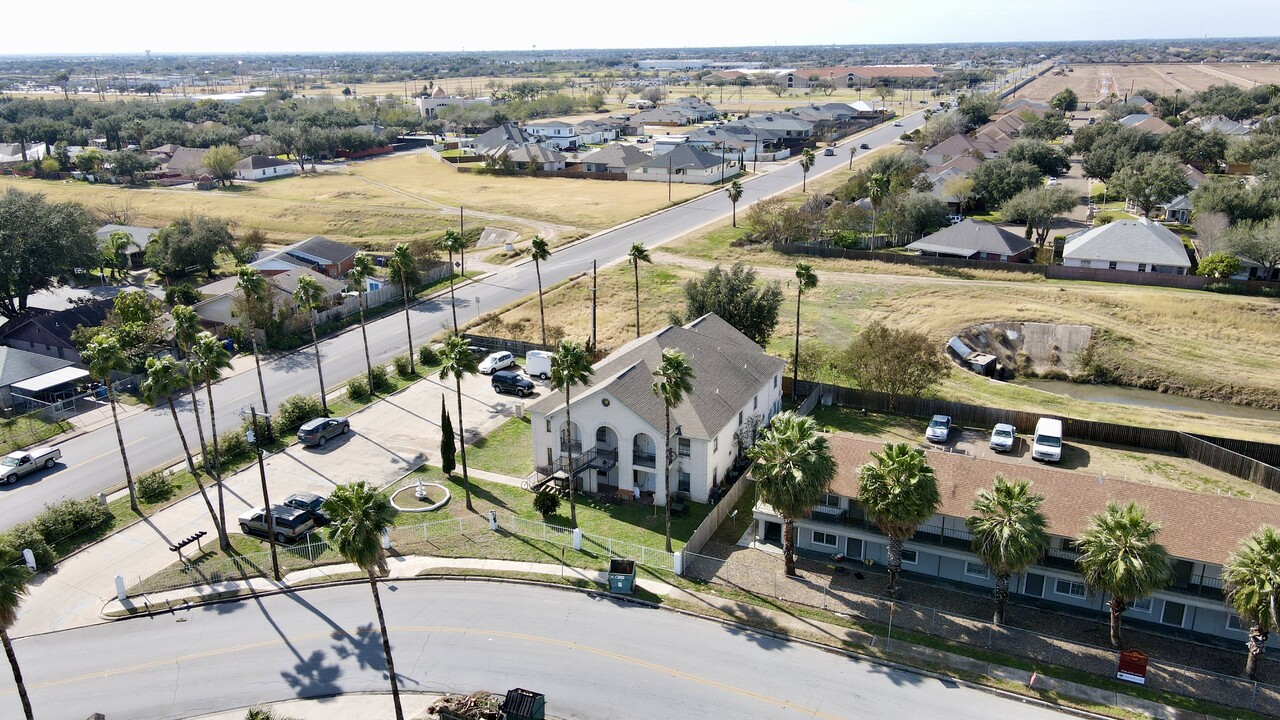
[2,581,1073,720]
[0,112,925,532]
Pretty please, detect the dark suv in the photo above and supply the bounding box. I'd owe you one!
[283,492,331,527]
[492,370,535,397]
[237,505,315,543]
[297,417,349,447]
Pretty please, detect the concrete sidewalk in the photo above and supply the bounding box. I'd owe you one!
[188,693,443,720]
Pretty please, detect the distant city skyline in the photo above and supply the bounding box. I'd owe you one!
[7,0,1280,56]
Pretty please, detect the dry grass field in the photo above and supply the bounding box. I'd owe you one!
[1013,63,1280,104]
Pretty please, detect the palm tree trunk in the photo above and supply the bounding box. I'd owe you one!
[184,378,210,473]
[535,260,547,346]
[359,292,374,385]
[251,331,269,415]
[782,518,797,577]
[454,378,472,511]
[205,384,229,551]
[1245,626,1268,680]
[1109,598,1126,648]
[170,396,221,537]
[565,388,577,529]
[791,289,802,403]
[886,536,902,595]
[401,287,415,375]
[309,319,328,414]
[732,202,737,228]
[367,571,405,720]
[663,408,672,554]
[446,249,458,332]
[107,384,139,514]
[2,629,33,720]
[633,261,641,339]
[993,571,1010,625]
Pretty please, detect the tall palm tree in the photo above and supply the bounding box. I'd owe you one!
[141,356,220,528]
[749,412,836,577]
[726,179,743,228]
[858,442,941,596]
[190,331,233,550]
[82,330,139,513]
[293,275,329,415]
[322,482,404,720]
[348,253,378,387]
[1076,502,1174,648]
[440,229,465,332]
[386,244,421,374]
[172,305,212,476]
[791,262,817,402]
[868,172,890,246]
[550,339,594,529]
[0,545,34,719]
[1224,525,1280,680]
[652,349,695,553]
[100,230,135,281]
[437,334,479,511]
[966,475,1049,624]
[530,236,551,346]
[627,243,652,339]
[235,267,271,414]
[799,148,816,192]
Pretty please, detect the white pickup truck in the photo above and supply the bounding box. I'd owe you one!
[1,447,61,485]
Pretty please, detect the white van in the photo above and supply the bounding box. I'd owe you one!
[525,350,552,380]
[1031,418,1064,463]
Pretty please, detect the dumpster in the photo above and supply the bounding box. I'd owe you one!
[608,558,635,595]
[502,687,545,720]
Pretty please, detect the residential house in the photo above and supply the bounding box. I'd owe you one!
[923,134,982,167]
[1125,164,1204,219]
[234,155,296,181]
[0,346,82,410]
[754,434,1276,647]
[252,236,359,279]
[1002,98,1051,114]
[925,155,981,176]
[573,120,618,146]
[0,142,48,168]
[473,123,534,154]
[578,144,651,174]
[632,107,701,129]
[193,267,345,333]
[527,314,786,504]
[1163,194,1194,224]
[237,134,269,152]
[674,96,720,122]
[1119,113,1174,135]
[0,298,114,363]
[524,120,579,149]
[778,65,938,90]
[731,114,814,144]
[146,143,183,162]
[1188,115,1252,137]
[906,220,1036,262]
[164,146,210,178]
[1062,218,1192,274]
[490,143,567,171]
[685,125,788,159]
[652,135,689,155]
[1125,95,1159,115]
[627,144,737,184]
[96,224,159,268]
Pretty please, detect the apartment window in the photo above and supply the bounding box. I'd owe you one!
[1138,263,1148,273]
[545,418,551,432]
[738,411,743,425]
[900,549,918,565]
[1054,579,1086,598]
[678,438,691,457]
[1108,261,1117,270]
[812,531,838,547]
[1023,573,1045,598]
[774,374,779,388]
[1127,598,1152,613]
[596,427,608,443]
[1079,260,1092,268]
[713,436,718,452]
[964,561,988,578]
[819,493,841,508]
[1161,601,1186,627]
[678,471,691,493]
[1226,614,1244,632]
[754,396,758,410]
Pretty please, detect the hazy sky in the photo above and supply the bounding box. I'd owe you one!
[13,0,1280,55]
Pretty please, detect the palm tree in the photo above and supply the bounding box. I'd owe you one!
[172,305,212,476]
[858,442,941,596]
[386,244,421,374]
[791,262,817,402]
[966,475,1049,624]
[1076,502,1174,648]
[749,412,836,577]
[348,253,378,387]
[726,179,743,228]
[799,148,816,192]
[322,481,404,720]
[627,243,652,339]
[868,172,890,247]
[1224,525,1280,680]
[141,356,220,529]
[82,330,139,513]
[293,274,329,415]
[530,236,551,346]
[550,340,594,529]
[652,349,695,553]
[100,230,135,281]
[190,331,233,550]
[437,334,480,511]
[440,229,465,332]
[0,545,34,719]
[235,267,271,414]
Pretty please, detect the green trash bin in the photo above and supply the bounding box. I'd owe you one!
[608,558,635,595]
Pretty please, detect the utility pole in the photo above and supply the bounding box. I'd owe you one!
[590,260,598,352]
[459,206,465,276]
[250,406,280,582]
[667,153,672,202]
[93,68,104,102]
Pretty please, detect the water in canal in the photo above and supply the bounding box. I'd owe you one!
[1011,379,1280,422]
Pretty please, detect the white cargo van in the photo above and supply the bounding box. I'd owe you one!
[1031,418,1064,463]
[525,350,552,380]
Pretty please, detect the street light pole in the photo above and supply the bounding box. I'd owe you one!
[250,405,281,582]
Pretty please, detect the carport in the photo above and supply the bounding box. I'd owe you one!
[11,366,91,407]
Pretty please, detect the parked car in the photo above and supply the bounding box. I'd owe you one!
[948,214,964,224]
[859,143,870,149]
[823,147,835,156]
[989,423,1016,453]
[0,447,60,485]
[297,417,350,447]
[525,350,552,379]
[479,351,516,375]
[1031,418,1064,463]
[238,505,315,543]
[636,137,649,143]
[283,492,331,527]
[492,370,535,397]
[467,345,488,358]
[1046,177,1060,186]
[925,415,952,443]
[892,121,903,127]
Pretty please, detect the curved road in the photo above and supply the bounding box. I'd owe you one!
[0,112,925,531]
[1,581,1071,720]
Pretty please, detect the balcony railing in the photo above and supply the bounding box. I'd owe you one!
[632,449,656,468]
[537,447,617,479]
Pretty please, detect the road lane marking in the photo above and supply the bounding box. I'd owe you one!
[66,437,149,471]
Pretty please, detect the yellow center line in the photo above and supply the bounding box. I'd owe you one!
[67,437,149,471]
[16,625,844,718]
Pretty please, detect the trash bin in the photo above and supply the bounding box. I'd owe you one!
[608,558,635,595]
[501,687,545,720]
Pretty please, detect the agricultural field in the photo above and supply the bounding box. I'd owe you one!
[1012,63,1280,104]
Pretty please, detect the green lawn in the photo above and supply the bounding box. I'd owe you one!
[0,413,71,456]
[465,416,533,477]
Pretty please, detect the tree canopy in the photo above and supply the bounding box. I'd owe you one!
[839,322,950,401]
[679,263,783,347]
[970,158,1043,206]
[145,215,235,277]
[1106,153,1191,218]
[0,188,99,318]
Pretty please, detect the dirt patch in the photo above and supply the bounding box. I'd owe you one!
[959,322,1093,379]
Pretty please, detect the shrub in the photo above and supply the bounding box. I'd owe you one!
[393,354,414,378]
[29,497,112,548]
[217,430,252,463]
[347,376,371,400]
[533,489,561,519]
[137,471,175,504]
[371,365,393,393]
[277,394,323,431]
[1204,282,1244,295]
[1,524,55,569]
[418,344,439,367]
[252,414,278,444]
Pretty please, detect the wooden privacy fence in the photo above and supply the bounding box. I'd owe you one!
[684,477,754,556]
[773,243,1047,274]
[788,379,1280,492]
[463,333,553,358]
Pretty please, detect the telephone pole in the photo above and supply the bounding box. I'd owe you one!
[250,406,280,581]
[459,206,465,276]
[590,260,598,352]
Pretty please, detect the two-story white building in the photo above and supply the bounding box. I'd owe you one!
[527,314,785,505]
[523,120,579,149]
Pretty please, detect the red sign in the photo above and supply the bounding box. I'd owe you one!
[1117,649,1149,685]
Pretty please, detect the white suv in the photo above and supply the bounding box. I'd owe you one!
[478,351,515,375]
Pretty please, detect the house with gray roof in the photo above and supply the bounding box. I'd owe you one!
[1118,113,1174,135]
[473,123,533,154]
[1063,218,1191,274]
[487,143,567,171]
[627,144,737,184]
[523,120,578,149]
[252,236,359,279]
[906,220,1035,262]
[0,298,114,363]
[578,144,651,173]
[527,314,786,504]
[164,146,210,178]
[235,155,296,181]
[96,224,159,268]
[730,113,814,142]
[0,346,79,410]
